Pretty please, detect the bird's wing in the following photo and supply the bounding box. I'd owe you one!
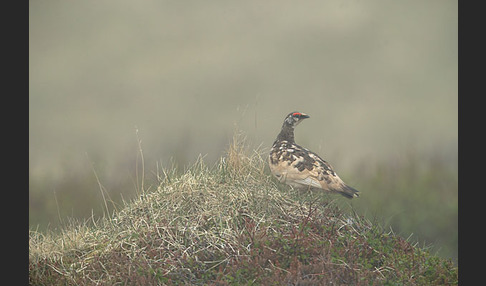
[283,159,323,189]
[269,142,346,191]
[304,151,348,191]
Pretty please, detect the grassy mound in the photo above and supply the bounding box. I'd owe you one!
[29,137,458,285]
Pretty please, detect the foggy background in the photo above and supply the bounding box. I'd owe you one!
[30,0,457,262]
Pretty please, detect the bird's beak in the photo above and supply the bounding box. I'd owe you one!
[301,113,310,119]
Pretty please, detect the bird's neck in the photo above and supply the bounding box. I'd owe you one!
[277,124,295,143]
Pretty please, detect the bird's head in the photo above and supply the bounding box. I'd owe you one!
[284,112,310,128]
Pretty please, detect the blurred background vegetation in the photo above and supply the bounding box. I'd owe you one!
[29,1,457,263]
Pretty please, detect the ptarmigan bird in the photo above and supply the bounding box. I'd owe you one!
[269,112,359,199]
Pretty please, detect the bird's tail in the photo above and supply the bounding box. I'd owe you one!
[337,184,360,199]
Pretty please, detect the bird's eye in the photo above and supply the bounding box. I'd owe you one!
[292,112,301,117]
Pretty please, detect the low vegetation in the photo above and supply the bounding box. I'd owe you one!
[29,136,458,285]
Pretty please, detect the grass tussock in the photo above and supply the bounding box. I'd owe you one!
[29,134,458,285]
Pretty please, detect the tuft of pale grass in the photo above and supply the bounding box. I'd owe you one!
[29,133,311,283]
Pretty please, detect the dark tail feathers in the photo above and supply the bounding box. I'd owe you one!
[338,184,360,199]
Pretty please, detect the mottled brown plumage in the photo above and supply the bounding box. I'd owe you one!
[269,112,359,199]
